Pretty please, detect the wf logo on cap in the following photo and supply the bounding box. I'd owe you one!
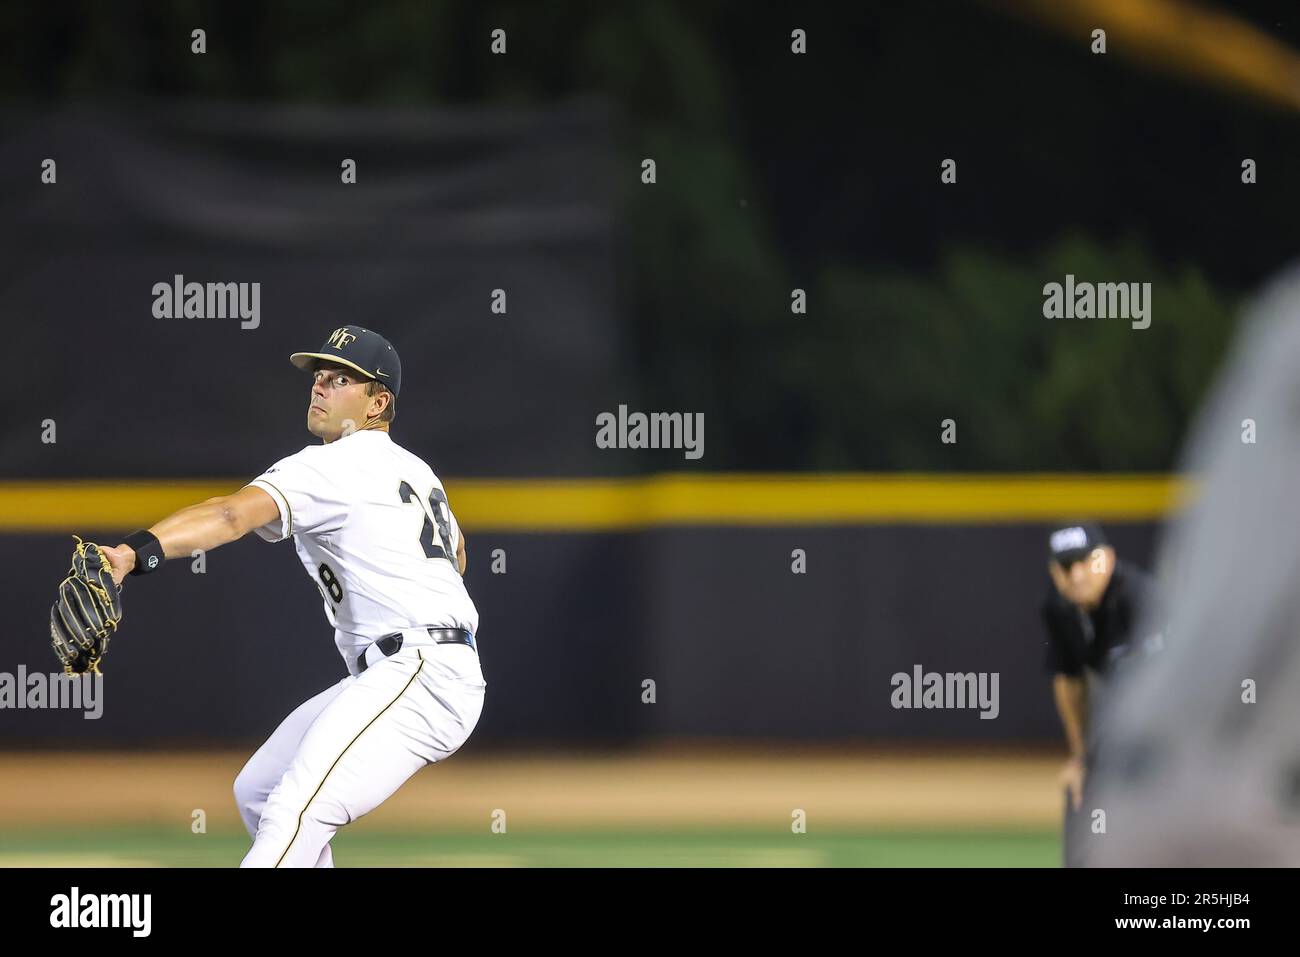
[327,328,357,349]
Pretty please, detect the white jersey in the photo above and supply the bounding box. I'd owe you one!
[245,429,479,666]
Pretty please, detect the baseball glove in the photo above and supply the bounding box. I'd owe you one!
[49,536,124,675]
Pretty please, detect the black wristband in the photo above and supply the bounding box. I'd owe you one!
[123,529,165,575]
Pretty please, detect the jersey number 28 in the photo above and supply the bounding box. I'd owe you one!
[398,481,456,566]
[315,482,458,608]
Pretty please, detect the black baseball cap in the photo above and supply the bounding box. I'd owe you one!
[1048,522,1108,565]
[290,325,402,397]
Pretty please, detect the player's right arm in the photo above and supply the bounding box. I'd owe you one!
[99,486,281,585]
[1042,594,1090,809]
[1052,673,1088,809]
[1052,673,1088,755]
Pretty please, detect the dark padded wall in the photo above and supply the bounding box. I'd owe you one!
[0,523,1159,747]
[0,100,618,479]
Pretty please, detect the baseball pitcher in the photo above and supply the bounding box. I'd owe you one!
[48,325,485,867]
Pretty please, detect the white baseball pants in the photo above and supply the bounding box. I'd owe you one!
[233,641,485,868]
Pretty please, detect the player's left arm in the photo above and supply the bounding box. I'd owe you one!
[99,486,281,585]
[448,506,467,575]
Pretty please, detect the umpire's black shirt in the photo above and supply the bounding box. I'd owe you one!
[1042,560,1158,680]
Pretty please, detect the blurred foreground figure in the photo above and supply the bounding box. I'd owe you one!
[1087,270,1300,866]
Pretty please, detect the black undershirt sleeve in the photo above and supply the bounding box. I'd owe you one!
[1042,598,1083,677]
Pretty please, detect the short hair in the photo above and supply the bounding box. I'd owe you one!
[366,378,396,423]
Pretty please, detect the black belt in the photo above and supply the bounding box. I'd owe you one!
[355,627,474,674]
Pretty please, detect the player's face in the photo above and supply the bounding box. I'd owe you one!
[307,362,374,441]
[1049,546,1115,609]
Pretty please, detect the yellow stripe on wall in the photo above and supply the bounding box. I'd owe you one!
[0,474,1193,532]
[1,481,238,533]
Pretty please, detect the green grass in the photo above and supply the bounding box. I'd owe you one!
[0,825,1059,867]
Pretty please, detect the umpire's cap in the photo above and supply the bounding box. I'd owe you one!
[290,325,402,397]
[1048,522,1108,566]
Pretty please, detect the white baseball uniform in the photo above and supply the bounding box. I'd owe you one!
[231,428,485,868]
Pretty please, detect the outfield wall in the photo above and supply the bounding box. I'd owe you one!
[0,512,1160,747]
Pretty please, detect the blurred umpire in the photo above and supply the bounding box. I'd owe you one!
[1041,522,1162,867]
